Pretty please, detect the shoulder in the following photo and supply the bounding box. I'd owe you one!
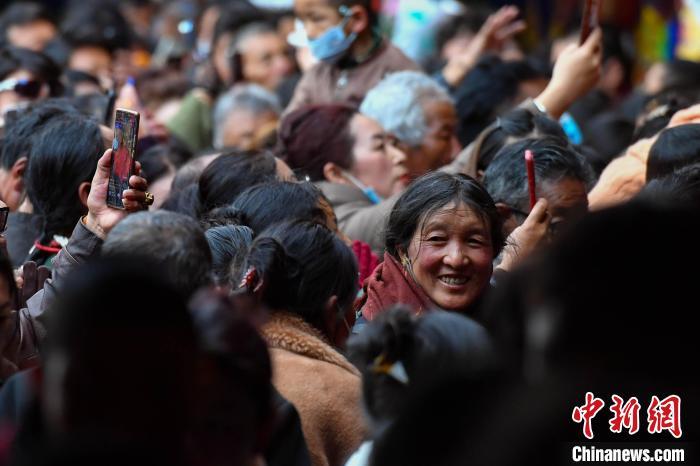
[379,43,421,72]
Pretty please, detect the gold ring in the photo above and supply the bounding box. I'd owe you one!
[144,192,155,206]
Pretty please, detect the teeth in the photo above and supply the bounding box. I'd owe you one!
[439,276,467,286]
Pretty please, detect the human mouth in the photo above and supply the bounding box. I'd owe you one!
[438,275,468,287]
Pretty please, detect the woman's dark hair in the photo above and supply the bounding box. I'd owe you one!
[347,306,492,427]
[230,181,327,236]
[475,108,566,173]
[25,112,104,262]
[647,124,700,180]
[0,46,63,96]
[385,171,505,259]
[198,150,278,216]
[640,162,700,207]
[205,225,254,286]
[632,91,693,143]
[240,221,358,332]
[276,104,357,181]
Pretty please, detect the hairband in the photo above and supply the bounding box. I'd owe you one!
[239,266,259,290]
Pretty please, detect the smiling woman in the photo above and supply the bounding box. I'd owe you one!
[359,171,505,320]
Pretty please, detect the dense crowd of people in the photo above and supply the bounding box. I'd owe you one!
[0,0,698,465]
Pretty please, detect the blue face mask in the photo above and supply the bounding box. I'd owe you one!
[308,7,358,62]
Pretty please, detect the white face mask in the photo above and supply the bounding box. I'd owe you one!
[287,19,309,48]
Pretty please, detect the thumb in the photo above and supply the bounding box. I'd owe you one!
[583,27,603,52]
[523,198,550,226]
[93,149,113,182]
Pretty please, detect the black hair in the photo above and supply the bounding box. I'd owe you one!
[0,251,18,305]
[632,91,693,142]
[241,221,358,333]
[579,112,635,174]
[453,56,549,146]
[0,46,63,96]
[640,162,700,207]
[0,2,54,47]
[328,0,379,27]
[0,99,80,170]
[205,225,254,286]
[647,124,700,180]
[475,108,567,173]
[347,306,492,428]
[230,181,327,236]
[197,150,278,217]
[434,8,488,54]
[103,211,213,298]
[24,112,104,263]
[655,59,700,95]
[482,137,594,212]
[188,290,273,463]
[385,171,505,259]
[212,2,266,51]
[42,256,197,451]
[137,144,177,185]
[61,0,133,54]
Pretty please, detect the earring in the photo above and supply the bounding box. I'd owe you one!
[400,253,411,269]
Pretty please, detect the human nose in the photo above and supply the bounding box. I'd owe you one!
[388,142,407,165]
[442,241,468,268]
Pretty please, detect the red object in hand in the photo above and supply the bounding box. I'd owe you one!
[525,150,537,210]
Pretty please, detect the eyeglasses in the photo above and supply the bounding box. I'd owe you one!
[0,78,44,99]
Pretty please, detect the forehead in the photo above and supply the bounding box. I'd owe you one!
[351,113,383,136]
[419,202,489,232]
[540,177,588,211]
[423,100,457,124]
[240,31,283,51]
[295,0,337,12]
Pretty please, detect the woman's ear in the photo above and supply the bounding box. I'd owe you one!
[323,162,348,185]
[495,202,513,221]
[78,181,91,208]
[346,5,369,35]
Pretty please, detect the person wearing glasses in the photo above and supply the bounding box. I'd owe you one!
[0,46,62,129]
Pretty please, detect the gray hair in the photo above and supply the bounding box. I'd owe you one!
[213,84,281,149]
[360,71,453,148]
[104,211,213,297]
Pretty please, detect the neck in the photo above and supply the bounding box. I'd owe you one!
[349,30,377,63]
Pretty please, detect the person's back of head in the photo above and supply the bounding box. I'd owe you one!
[41,256,197,454]
[347,306,493,430]
[0,45,62,97]
[276,103,357,181]
[188,290,273,466]
[197,150,279,216]
[482,137,594,215]
[230,181,327,236]
[239,220,358,341]
[25,111,104,261]
[205,225,254,286]
[60,0,132,57]
[647,123,700,180]
[639,162,700,207]
[103,211,213,298]
[474,108,567,174]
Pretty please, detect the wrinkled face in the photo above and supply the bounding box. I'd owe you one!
[406,100,458,178]
[294,0,343,40]
[507,177,589,237]
[240,32,294,90]
[349,114,410,199]
[220,109,278,150]
[406,202,494,312]
[0,69,49,115]
[7,20,57,52]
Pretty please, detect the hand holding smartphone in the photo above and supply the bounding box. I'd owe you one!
[107,109,140,209]
[580,0,602,45]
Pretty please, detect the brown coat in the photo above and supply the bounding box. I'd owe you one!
[286,41,420,114]
[262,313,366,466]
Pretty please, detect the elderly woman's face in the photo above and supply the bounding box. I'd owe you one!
[406,202,494,312]
[405,100,458,178]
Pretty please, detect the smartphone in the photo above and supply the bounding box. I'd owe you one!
[107,109,140,209]
[580,0,602,45]
[525,150,537,210]
[0,201,8,232]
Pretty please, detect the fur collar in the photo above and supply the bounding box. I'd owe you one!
[262,312,359,376]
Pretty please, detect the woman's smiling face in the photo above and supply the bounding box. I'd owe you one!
[405,201,495,312]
